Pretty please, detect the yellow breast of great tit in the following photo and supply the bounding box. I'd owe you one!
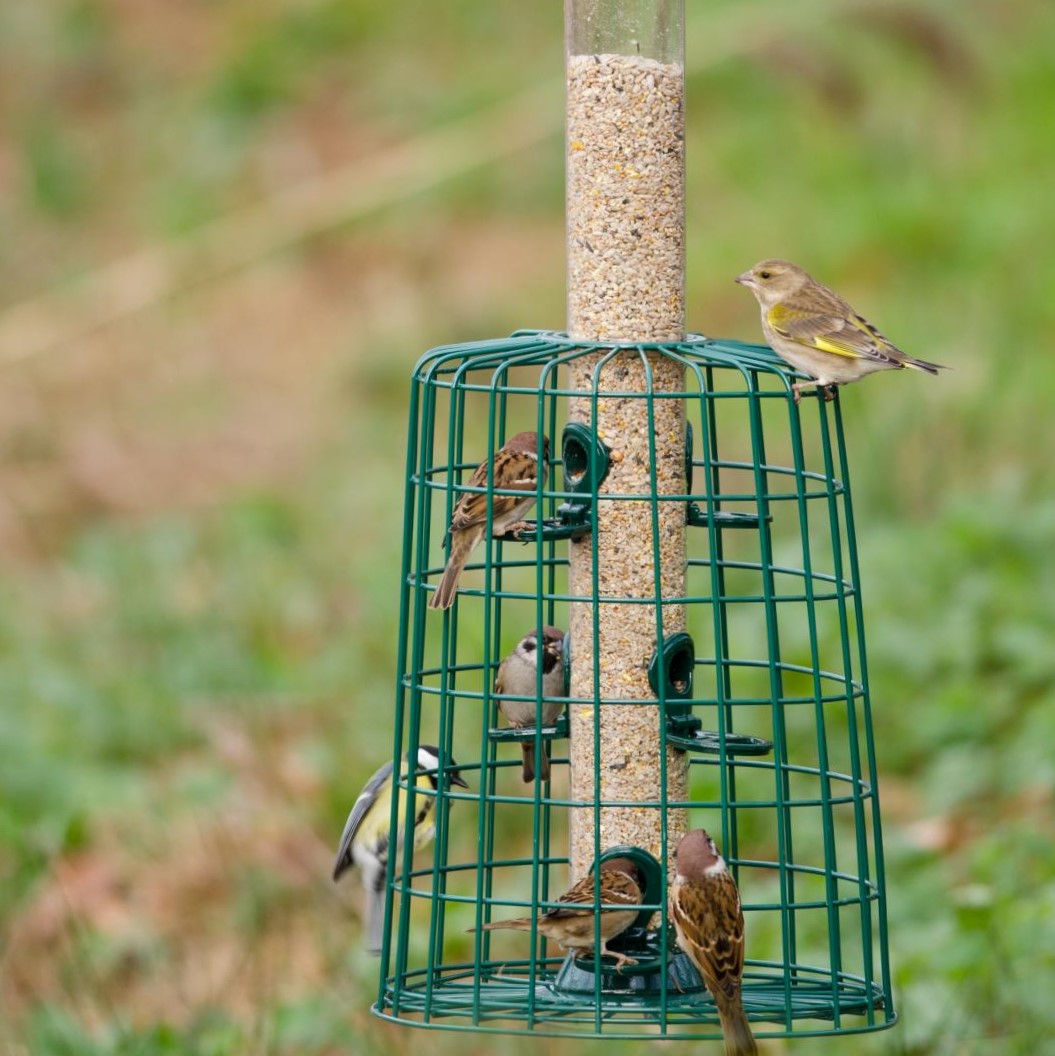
[353,765,438,860]
[409,770,437,850]
[351,777,394,856]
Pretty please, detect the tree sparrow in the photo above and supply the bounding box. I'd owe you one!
[429,431,549,610]
[495,626,566,782]
[670,829,757,1055]
[475,856,643,970]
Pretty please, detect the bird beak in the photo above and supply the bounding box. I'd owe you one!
[449,771,469,789]
[734,270,753,287]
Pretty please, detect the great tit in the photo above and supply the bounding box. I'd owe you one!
[333,744,468,952]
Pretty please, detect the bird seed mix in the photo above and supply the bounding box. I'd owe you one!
[565,53,689,886]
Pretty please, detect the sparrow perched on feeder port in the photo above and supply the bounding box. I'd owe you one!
[735,259,945,404]
[670,829,757,1056]
[495,626,566,782]
[474,856,643,969]
[430,431,550,610]
[333,745,468,953]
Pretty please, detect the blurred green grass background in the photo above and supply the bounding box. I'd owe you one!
[1,0,1054,1053]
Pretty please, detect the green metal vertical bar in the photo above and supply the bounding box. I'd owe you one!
[470,627,499,1025]
[545,379,560,631]
[590,352,604,1034]
[667,347,741,1033]
[746,375,797,1029]
[660,346,721,1029]
[427,364,473,1020]
[435,360,467,1019]
[642,348,671,1034]
[522,356,559,1018]
[430,393,470,1017]
[392,365,440,1016]
[468,366,502,1025]
[492,356,544,1025]
[541,377,560,976]
[466,374,498,1016]
[831,396,892,1020]
[429,619,456,1016]
[376,370,423,1014]
[423,367,470,1022]
[474,354,518,1015]
[702,362,739,869]
[485,364,511,1008]
[524,370,543,1029]
[813,395,870,1018]
[588,345,622,1032]
[785,396,844,1024]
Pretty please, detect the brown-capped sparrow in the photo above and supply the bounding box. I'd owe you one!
[736,259,944,403]
[670,829,757,1056]
[475,856,643,969]
[429,431,550,610]
[495,626,566,782]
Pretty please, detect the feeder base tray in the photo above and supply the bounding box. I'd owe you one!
[375,960,894,1039]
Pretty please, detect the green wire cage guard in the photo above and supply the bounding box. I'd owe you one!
[371,330,895,1041]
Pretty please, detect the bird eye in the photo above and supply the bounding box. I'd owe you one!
[759,270,771,280]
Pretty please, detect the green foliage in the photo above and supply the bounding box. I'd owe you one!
[20,115,91,217]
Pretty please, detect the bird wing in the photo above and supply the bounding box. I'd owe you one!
[767,301,912,367]
[333,760,395,880]
[449,450,540,532]
[544,868,641,920]
[671,877,745,1004]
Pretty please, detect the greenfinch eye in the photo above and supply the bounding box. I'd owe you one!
[759,270,771,280]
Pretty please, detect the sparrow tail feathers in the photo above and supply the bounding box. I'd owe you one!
[476,918,535,933]
[430,530,479,610]
[521,742,550,783]
[717,1000,757,1056]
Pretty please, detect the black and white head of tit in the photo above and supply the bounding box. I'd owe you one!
[332,745,468,953]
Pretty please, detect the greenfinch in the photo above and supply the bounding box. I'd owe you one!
[736,259,945,403]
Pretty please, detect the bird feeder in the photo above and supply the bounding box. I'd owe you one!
[367,0,895,1043]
